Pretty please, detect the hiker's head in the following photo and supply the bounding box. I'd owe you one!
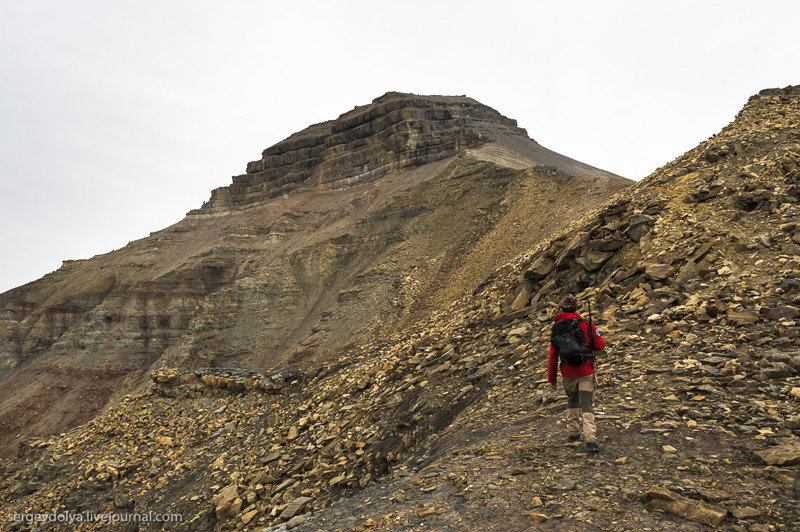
[560,294,578,313]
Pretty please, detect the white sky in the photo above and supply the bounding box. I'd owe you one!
[1,0,798,294]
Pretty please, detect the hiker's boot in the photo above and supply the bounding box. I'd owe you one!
[586,441,600,453]
[567,435,580,443]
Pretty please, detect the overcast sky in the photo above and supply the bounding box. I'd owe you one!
[1,1,798,294]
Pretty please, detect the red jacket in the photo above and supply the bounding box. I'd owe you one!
[548,312,606,384]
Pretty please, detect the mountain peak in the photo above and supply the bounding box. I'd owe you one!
[198,92,531,211]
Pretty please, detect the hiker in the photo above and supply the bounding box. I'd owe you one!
[548,293,606,452]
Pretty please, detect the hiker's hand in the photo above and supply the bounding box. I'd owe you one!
[550,382,557,390]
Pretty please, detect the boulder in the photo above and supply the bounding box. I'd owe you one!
[213,484,240,519]
[280,496,314,520]
[753,444,800,466]
[764,305,800,321]
[511,288,530,311]
[645,264,673,281]
[525,255,556,281]
[576,250,615,271]
[597,237,628,252]
[782,243,800,255]
[626,214,656,242]
[674,261,699,284]
[727,309,759,326]
[645,486,727,526]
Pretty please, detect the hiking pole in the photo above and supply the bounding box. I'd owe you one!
[588,298,599,387]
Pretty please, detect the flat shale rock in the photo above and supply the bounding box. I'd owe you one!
[752,443,800,466]
[280,496,314,520]
[645,486,728,526]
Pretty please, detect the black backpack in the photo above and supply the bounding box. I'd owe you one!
[551,318,593,366]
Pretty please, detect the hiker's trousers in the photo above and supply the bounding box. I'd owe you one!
[563,374,596,443]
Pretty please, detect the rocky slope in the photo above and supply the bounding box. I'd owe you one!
[2,87,799,531]
[0,92,629,459]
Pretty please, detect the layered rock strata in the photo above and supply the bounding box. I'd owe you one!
[197,92,616,211]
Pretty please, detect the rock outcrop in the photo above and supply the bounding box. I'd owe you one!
[1,86,799,531]
[0,93,629,459]
[197,92,617,211]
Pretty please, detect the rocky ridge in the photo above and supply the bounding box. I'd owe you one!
[2,87,799,531]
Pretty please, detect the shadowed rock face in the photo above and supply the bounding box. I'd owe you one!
[0,92,630,458]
